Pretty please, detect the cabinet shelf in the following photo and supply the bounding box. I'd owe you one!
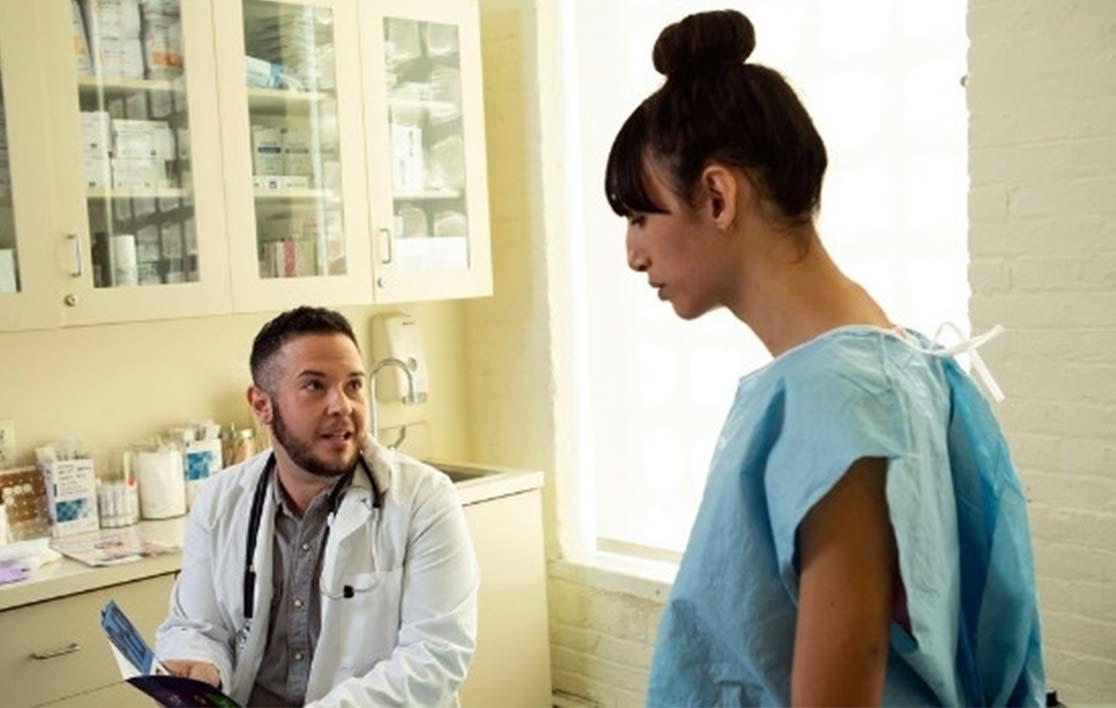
[388,97,458,113]
[394,189,462,200]
[77,76,182,99]
[254,188,341,203]
[247,87,336,111]
[87,187,190,200]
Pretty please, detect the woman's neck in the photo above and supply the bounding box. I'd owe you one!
[727,225,892,358]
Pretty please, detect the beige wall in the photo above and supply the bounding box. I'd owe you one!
[0,301,472,470]
[468,0,579,558]
[968,0,1116,702]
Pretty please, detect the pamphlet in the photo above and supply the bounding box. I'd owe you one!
[101,599,240,707]
[51,526,179,567]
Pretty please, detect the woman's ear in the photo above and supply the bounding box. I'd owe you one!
[700,164,740,230]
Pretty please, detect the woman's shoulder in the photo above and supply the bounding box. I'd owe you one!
[746,326,903,392]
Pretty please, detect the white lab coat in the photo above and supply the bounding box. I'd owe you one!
[155,435,479,707]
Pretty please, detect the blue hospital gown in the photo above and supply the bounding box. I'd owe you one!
[647,326,1045,706]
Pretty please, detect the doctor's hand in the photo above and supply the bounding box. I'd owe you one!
[162,659,221,688]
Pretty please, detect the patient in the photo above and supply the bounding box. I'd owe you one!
[606,9,1045,706]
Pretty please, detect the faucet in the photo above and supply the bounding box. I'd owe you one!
[368,357,419,450]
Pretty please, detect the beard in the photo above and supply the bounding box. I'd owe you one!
[270,399,361,479]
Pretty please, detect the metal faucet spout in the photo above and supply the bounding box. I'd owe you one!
[369,357,419,449]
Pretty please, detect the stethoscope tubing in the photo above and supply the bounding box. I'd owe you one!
[242,454,380,621]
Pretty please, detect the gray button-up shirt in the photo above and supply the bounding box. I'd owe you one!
[248,472,352,707]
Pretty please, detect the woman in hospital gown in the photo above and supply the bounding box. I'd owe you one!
[604,9,1045,706]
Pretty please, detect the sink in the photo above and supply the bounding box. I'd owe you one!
[429,462,489,484]
[421,458,544,506]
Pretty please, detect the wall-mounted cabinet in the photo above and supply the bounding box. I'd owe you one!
[0,0,491,332]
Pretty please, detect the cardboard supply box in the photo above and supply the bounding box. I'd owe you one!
[41,458,100,537]
[390,124,424,192]
[112,118,174,159]
[80,110,112,155]
[92,37,145,80]
[83,153,111,189]
[111,157,168,189]
[142,13,183,80]
[282,127,314,176]
[252,126,284,176]
[84,0,142,39]
[160,220,183,258]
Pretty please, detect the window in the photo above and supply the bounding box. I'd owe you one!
[561,1,969,555]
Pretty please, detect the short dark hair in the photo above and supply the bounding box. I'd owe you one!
[605,10,827,225]
[250,306,360,390]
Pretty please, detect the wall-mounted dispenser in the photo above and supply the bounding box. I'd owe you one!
[371,312,429,404]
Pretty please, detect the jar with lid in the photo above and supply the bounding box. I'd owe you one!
[228,429,257,466]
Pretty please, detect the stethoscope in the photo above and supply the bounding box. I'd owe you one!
[242,453,382,624]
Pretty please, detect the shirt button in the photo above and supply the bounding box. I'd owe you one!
[294,652,304,661]
[293,598,303,608]
[300,542,310,552]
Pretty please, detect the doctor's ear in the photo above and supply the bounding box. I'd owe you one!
[246,384,274,425]
[700,165,739,231]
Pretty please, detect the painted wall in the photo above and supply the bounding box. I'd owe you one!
[0,301,472,470]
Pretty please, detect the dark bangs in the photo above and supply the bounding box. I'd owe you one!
[604,106,669,217]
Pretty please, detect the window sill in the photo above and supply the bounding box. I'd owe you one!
[549,551,677,604]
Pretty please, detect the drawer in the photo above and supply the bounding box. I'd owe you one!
[41,681,153,707]
[0,573,175,707]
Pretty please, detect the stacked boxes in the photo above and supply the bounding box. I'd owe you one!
[257,211,344,278]
[140,8,183,80]
[81,111,179,191]
[110,118,176,189]
[83,0,145,79]
[80,110,111,189]
[251,123,335,191]
[76,0,182,80]
[244,5,335,91]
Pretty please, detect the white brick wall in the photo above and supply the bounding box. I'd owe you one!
[548,561,666,706]
[968,0,1116,702]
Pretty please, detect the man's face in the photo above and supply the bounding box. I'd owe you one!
[262,333,368,479]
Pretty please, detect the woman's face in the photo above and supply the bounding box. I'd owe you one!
[625,162,733,320]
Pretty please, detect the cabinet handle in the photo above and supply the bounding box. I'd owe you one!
[30,642,81,660]
[379,227,393,265]
[67,233,83,278]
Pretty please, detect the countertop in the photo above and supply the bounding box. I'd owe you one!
[0,459,542,612]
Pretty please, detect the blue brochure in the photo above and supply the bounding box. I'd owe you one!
[100,600,240,707]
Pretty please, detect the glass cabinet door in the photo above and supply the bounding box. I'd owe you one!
[41,0,230,324]
[362,0,492,303]
[215,0,370,312]
[0,1,60,330]
[0,58,19,296]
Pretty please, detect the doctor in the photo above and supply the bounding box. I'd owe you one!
[156,306,479,707]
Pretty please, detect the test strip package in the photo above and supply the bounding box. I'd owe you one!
[41,458,101,537]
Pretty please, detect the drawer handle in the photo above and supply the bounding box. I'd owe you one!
[30,642,81,660]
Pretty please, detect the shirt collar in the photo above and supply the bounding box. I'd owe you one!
[271,466,355,520]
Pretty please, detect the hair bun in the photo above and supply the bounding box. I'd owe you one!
[652,10,755,77]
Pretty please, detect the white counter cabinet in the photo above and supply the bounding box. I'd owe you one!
[0,464,549,706]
